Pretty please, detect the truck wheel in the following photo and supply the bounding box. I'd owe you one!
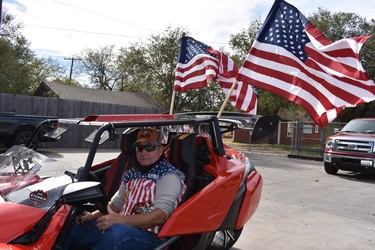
[324,162,338,175]
[13,131,40,150]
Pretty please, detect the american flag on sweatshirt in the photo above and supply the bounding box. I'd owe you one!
[121,160,186,234]
[174,36,257,114]
[236,0,375,127]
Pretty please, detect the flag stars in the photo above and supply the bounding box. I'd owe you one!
[257,3,309,62]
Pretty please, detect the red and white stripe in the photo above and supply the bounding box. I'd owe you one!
[237,26,375,127]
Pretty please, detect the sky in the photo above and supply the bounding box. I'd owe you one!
[3,0,375,73]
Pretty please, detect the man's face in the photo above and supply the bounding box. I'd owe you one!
[135,142,163,166]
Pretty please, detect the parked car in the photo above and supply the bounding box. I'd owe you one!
[323,118,375,175]
[0,113,57,150]
[0,112,278,249]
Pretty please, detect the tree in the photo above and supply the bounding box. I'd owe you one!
[117,27,228,111]
[0,9,67,95]
[0,10,37,94]
[77,45,121,90]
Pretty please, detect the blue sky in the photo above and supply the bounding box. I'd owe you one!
[3,0,375,78]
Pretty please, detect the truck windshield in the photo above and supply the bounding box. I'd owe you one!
[341,120,375,133]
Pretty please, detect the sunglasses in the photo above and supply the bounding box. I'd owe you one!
[135,143,158,152]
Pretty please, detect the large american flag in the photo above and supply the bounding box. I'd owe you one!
[237,0,375,127]
[174,36,257,114]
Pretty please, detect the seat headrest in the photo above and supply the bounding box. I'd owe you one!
[169,133,196,168]
[120,128,140,156]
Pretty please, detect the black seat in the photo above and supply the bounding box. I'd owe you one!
[101,128,139,199]
[168,133,196,202]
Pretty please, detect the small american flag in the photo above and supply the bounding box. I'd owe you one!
[237,0,375,127]
[174,36,257,114]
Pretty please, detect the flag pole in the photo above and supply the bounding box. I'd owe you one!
[217,79,238,118]
[170,32,186,115]
[169,90,176,114]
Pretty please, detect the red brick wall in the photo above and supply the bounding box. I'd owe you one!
[232,122,324,145]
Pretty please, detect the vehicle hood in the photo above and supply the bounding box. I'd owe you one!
[0,203,45,243]
[334,132,375,140]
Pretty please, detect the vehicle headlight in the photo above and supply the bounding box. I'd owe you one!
[325,139,333,151]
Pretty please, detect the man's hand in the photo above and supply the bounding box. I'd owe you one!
[95,203,167,232]
[76,211,97,224]
[96,205,122,231]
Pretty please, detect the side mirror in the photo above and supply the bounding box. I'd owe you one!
[61,181,103,205]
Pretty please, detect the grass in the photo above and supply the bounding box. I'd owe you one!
[223,138,323,159]
[222,138,290,151]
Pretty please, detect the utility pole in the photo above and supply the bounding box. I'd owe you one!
[64,57,81,84]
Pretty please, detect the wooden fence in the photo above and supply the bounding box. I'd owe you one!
[0,93,164,148]
[0,93,163,118]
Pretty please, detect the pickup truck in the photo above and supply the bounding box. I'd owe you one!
[323,118,375,175]
[0,113,57,150]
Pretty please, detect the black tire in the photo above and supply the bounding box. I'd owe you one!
[13,130,40,150]
[206,227,243,250]
[324,162,339,175]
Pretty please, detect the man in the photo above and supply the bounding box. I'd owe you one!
[64,127,186,250]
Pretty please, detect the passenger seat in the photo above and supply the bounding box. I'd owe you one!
[168,133,197,202]
[100,128,139,199]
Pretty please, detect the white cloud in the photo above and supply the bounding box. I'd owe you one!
[3,0,375,64]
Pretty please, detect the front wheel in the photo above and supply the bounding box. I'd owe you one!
[324,162,339,175]
[13,130,40,150]
[206,227,243,250]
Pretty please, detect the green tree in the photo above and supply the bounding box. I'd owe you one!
[0,9,67,94]
[0,10,36,94]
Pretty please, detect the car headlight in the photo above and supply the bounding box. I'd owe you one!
[325,138,333,151]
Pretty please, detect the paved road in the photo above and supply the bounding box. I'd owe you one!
[31,148,375,249]
[233,151,375,250]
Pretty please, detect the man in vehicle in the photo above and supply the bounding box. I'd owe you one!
[64,127,187,250]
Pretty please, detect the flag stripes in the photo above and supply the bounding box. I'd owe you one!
[174,36,257,114]
[237,0,375,127]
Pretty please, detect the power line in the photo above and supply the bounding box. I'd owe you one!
[52,0,159,33]
[48,1,228,47]
[25,24,148,39]
[24,24,228,47]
